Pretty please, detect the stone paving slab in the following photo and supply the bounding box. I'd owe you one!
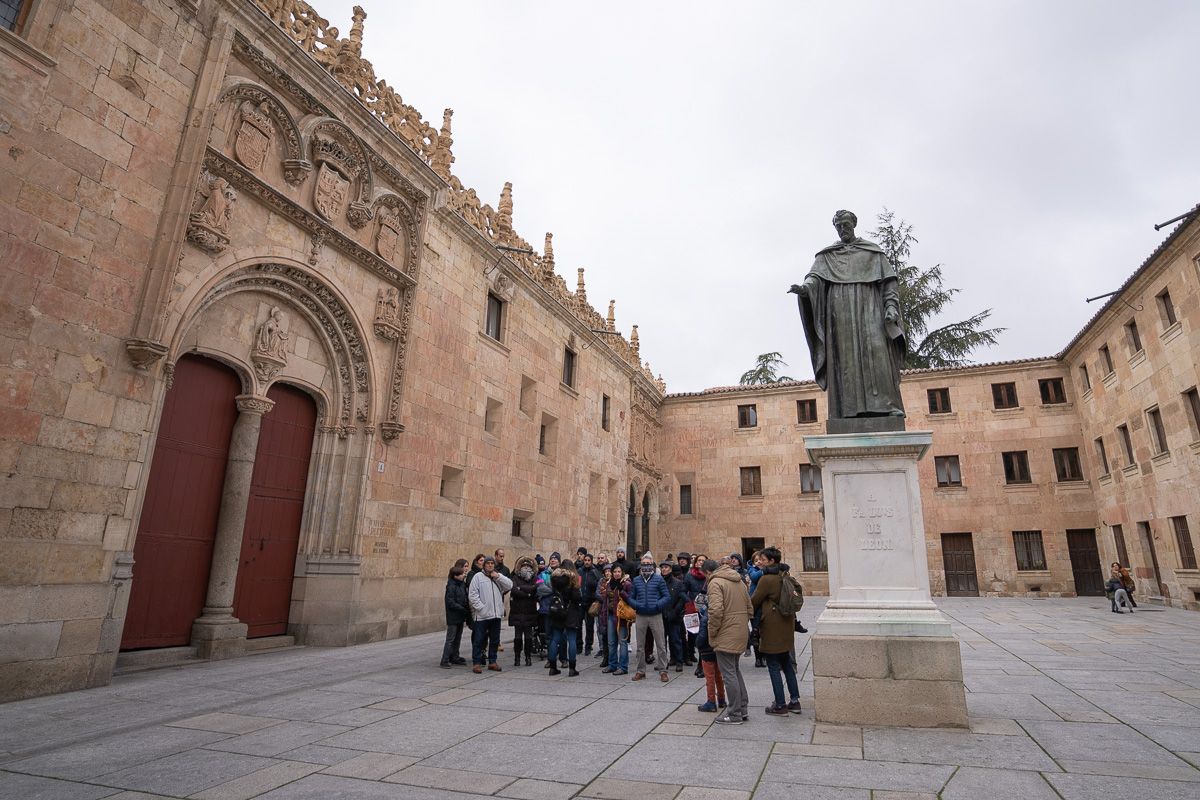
[1,598,1199,798]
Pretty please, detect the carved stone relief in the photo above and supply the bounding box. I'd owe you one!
[314,161,350,221]
[375,205,403,263]
[234,100,273,172]
[373,287,402,340]
[186,170,237,254]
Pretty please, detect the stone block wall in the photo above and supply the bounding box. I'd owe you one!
[1,0,206,698]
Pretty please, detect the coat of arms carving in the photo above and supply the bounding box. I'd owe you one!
[375,206,403,263]
[314,162,350,221]
[234,101,272,173]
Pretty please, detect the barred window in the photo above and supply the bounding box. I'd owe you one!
[1172,516,1197,570]
[1013,531,1047,571]
[802,536,828,572]
[679,484,693,516]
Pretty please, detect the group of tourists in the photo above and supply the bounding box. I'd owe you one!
[441,545,808,723]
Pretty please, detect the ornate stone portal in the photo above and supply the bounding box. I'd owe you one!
[804,433,967,728]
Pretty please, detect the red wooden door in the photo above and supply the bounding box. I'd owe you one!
[233,383,316,638]
[122,355,240,649]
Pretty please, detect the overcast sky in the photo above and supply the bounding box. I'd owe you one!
[322,1,1199,393]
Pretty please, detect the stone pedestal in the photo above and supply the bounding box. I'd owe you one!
[805,431,968,728]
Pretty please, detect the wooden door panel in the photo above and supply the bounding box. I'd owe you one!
[233,383,315,638]
[1067,529,1105,597]
[942,533,979,597]
[122,355,240,650]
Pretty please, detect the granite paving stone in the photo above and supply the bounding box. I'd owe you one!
[93,748,274,796]
[0,770,120,800]
[603,734,771,789]
[2,599,1199,799]
[580,777,682,799]
[940,766,1061,800]
[760,754,954,793]
[423,732,628,782]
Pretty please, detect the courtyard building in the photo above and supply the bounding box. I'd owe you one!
[0,0,1198,704]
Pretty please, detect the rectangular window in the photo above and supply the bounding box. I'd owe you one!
[1099,344,1114,375]
[538,413,558,459]
[1038,378,1066,405]
[1094,436,1109,476]
[511,518,522,538]
[679,484,693,515]
[484,397,502,436]
[1002,450,1031,484]
[1147,407,1168,455]
[1157,288,1178,327]
[484,292,504,341]
[1079,363,1091,392]
[561,347,576,388]
[934,455,962,487]
[439,465,464,503]
[1125,319,1143,354]
[796,399,818,424]
[1185,387,1200,441]
[601,394,611,431]
[538,424,547,455]
[992,382,1019,409]
[1117,424,1135,464]
[928,387,952,414]
[1,0,28,32]
[1013,530,1047,571]
[802,536,828,572]
[737,404,758,428]
[519,375,536,416]
[512,509,532,541]
[1171,516,1197,570]
[739,466,762,497]
[1112,523,1129,568]
[799,463,821,494]
[1053,447,1084,482]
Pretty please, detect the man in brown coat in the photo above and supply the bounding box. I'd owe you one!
[705,558,752,724]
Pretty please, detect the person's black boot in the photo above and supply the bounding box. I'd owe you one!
[568,661,579,677]
[755,655,765,668]
[514,645,521,667]
[548,664,562,676]
[525,652,532,666]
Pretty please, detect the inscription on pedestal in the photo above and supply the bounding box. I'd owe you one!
[833,472,915,590]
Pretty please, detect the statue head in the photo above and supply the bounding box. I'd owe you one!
[832,210,857,243]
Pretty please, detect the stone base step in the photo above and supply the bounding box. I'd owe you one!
[114,646,199,674]
[244,635,297,652]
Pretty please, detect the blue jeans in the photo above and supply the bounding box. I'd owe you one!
[471,618,501,666]
[765,651,799,707]
[606,617,629,671]
[549,626,577,665]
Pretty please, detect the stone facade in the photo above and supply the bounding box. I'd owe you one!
[0,0,664,701]
[656,215,1200,611]
[0,0,1197,704]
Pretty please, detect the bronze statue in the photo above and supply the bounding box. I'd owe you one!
[790,210,906,433]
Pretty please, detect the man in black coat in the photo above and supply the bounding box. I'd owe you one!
[440,565,470,667]
[577,552,602,656]
[613,547,636,580]
[661,561,687,671]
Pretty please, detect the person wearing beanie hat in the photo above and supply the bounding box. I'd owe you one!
[613,547,635,579]
[467,555,512,673]
[677,552,692,571]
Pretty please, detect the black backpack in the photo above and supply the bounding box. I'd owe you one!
[549,591,568,624]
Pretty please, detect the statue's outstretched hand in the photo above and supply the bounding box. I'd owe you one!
[788,283,807,297]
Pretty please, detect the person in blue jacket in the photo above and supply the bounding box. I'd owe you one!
[629,552,672,682]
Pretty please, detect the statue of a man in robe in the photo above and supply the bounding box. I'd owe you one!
[789,210,906,433]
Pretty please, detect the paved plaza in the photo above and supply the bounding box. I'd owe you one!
[1,598,1198,800]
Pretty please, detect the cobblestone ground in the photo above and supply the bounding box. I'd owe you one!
[1,597,1198,799]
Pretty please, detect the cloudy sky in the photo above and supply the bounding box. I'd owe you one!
[322,1,1199,393]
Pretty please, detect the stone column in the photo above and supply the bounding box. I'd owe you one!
[191,393,273,659]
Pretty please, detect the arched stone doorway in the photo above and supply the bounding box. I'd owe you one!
[626,484,637,556]
[121,354,242,649]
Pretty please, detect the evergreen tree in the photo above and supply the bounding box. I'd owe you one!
[871,209,1004,369]
[740,352,796,385]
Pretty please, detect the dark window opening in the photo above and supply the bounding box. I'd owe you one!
[1117,424,1135,465]
[796,399,818,424]
[1125,319,1143,354]
[679,484,693,515]
[802,536,828,572]
[928,388,952,414]
[992,382,1019,409]
[935,455,962,487]
[740,466,762,497]
[1094,437,1109,476]
[1002,450,1031,484]
[562,348,576,388]
[737,404,758,428]
[484,292,504,341]
[1038,378,1066,405]
[1147,407,1168,455]
[1099,344,1114,375]
[1013,530,1047,571]
[1172,516,1197,570]
[1157,288,1178,328]
[601,394,611,431]
[1053,447,1084,482]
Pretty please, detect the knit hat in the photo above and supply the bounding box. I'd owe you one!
[678,552,691,560]
[535,554,545,564]
[483,555,496,565]
[550,551,561,562]
[616,546,626,554]
[660,560,673,568]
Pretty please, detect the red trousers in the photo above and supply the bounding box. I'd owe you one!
[702,659,725,704]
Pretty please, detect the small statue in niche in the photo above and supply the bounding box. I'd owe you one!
[252,305,289,382]
[373,287,403,340]
[186,171,237,253]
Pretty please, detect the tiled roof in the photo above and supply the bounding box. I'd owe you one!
[1056,203,1200,358]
